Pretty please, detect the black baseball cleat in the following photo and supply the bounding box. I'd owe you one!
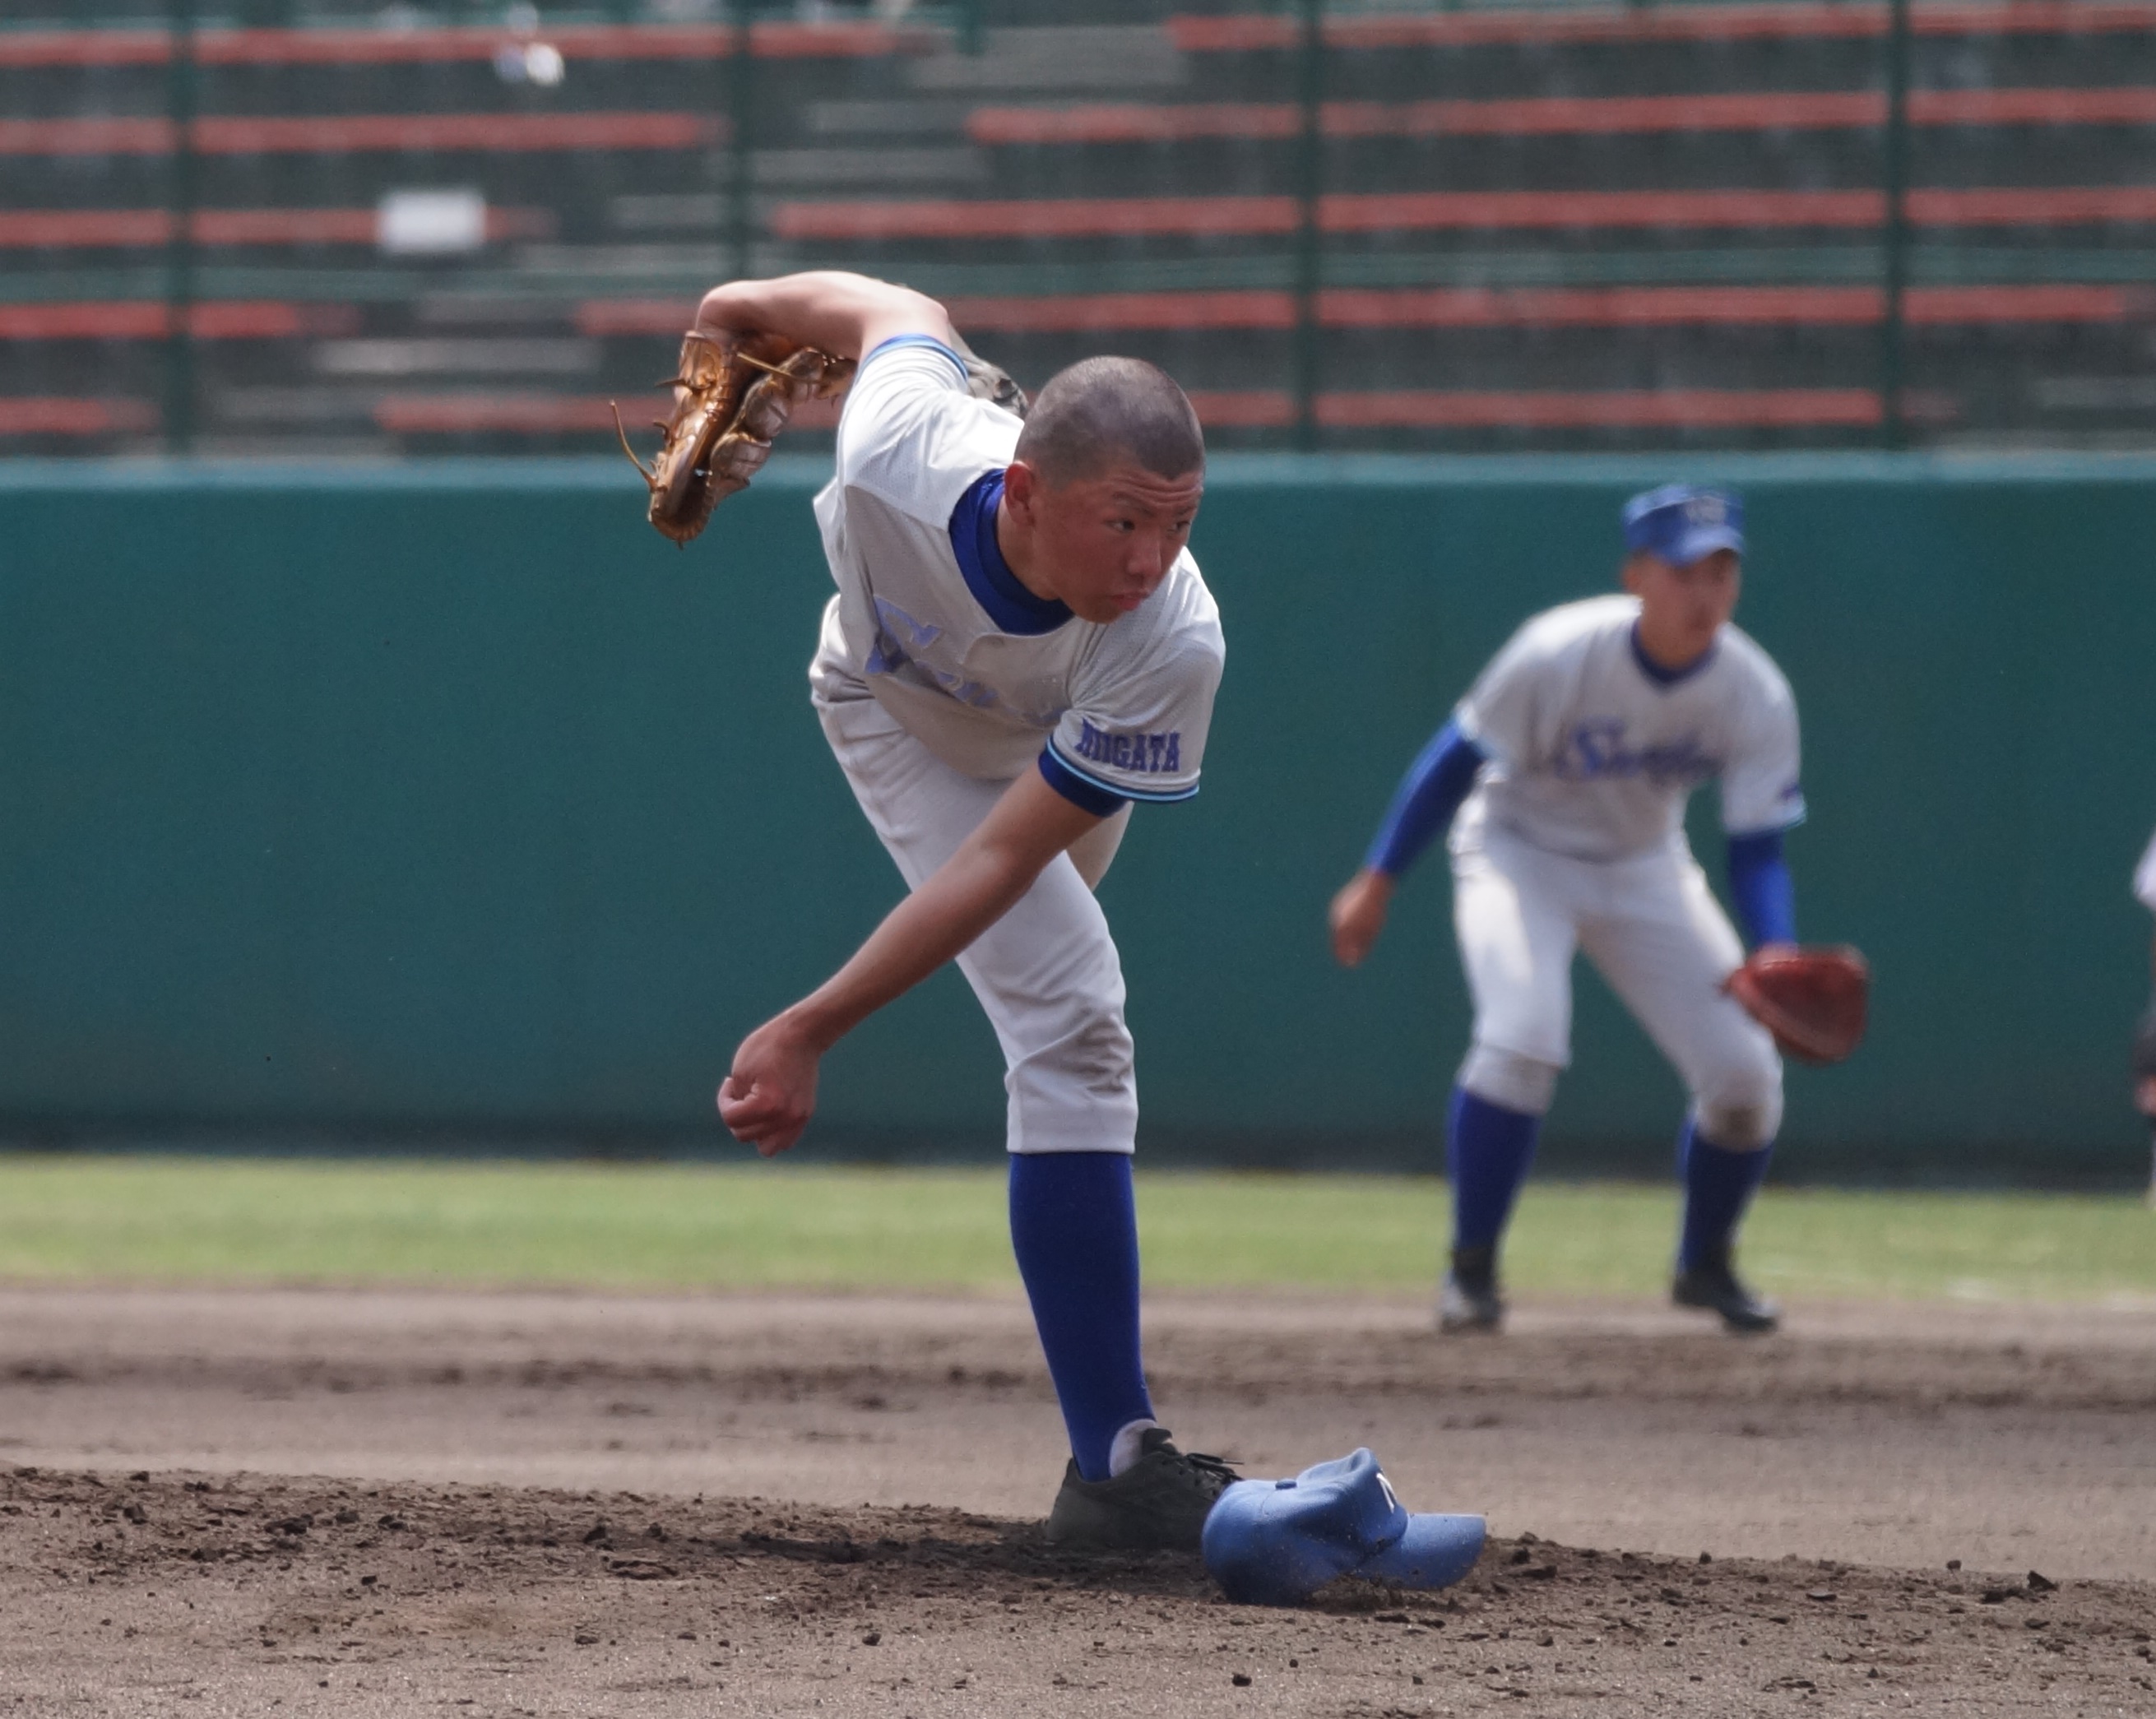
[1672,1250,1781,1333]
[1043,1427,1240,1552]
[1439,1244,1505,1333]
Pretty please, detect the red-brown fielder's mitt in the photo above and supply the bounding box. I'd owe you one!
[1723,944,1871,1065]
[614,330,855,547]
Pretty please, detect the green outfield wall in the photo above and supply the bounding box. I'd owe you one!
[2,454,2151,1179]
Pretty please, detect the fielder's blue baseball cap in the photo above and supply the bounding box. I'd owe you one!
[1201,1448,1486,1607]
[1622,483,1745,565]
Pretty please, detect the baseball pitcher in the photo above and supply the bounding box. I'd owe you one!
[648,271,1234,1549]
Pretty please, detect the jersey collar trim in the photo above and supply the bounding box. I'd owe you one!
[1629,620,1718,689]
[948,469,1073,637]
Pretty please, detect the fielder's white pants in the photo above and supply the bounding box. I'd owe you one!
[817,686,1136,1156]
[1452,830,1783,1147]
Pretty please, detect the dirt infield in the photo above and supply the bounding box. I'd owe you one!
[2,1286,2153,1716]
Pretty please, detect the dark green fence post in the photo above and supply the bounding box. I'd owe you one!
[1291,0,1324,451]
[163,0,197,455]
[727,0,755,281]
[1879,0,1912,448]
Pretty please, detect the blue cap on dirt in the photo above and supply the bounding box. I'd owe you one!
[1201,1448,1486,1607]
[1622,484,1745,565]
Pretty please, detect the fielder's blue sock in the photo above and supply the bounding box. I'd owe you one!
[1008,1151,1156,1484]
[1676,1122,1774,1270]
[1448,1086,1542,1252]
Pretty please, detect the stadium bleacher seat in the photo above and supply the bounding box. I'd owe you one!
[767,185,2156,239]
[3,3,2151,452]
[965,86,2156,146]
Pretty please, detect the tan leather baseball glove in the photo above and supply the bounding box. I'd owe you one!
[614,329,855,547]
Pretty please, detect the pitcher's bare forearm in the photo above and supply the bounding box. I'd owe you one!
[718,768,1104,1156]
[694,271,955,363]
[786,770,1099,1049]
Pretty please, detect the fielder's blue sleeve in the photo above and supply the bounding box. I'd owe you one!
[1726,828,1797,948]
[1364,718,1487,878]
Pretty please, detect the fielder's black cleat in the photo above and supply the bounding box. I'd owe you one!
[1043,1427,1239,1552]
[1672,1250,1781,1333]
[1439,1244,1505,1333]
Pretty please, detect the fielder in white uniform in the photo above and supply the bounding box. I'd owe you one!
[1331,485,1804,1334]
[698,271,1235,1549]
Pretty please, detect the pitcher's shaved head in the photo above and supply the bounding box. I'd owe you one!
[1013,356,1205,489]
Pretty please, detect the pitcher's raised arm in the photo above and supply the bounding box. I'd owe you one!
[694,270,955,364]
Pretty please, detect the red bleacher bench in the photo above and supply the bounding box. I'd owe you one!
[1314,388,1890,429]
[0,114,724,158]
[0,301,351,340]
[0,21,923,69]
[1066,389,1910,433]
[577,285,2152,340]
[771,184,2156,241]
[968,86,2156,146]
[0,397,156,435]
[376,393,843,436]
[0,208,554,248]
[1164,2,2156,52]
[360,387,1896,437]
[12,283,2130,349]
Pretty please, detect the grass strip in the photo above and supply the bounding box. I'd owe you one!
[0,1155,2149,1304]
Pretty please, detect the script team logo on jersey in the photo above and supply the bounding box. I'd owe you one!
[1072,717,1181,776]
[1553,719,1719,787]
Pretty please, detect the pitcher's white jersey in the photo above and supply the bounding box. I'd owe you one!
[1453,594,1803,863]
[809,337,1224,804]
[2136,828,2156,912]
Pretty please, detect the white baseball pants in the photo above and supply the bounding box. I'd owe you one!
[1452,829,1783,1147]
[816,686,1137,1155]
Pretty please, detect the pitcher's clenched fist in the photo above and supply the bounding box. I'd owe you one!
[716,1017,824,1158]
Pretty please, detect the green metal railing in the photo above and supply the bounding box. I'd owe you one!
[161,0,197,455]
[1879,0,1913,449]
[1293,0,1326,452]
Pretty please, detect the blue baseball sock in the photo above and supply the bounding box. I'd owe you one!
[1008,1151,1156,1484]
[1448,1086,1542,1253]
[1676,1122,1774,1270]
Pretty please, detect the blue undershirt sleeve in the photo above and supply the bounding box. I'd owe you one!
[1365,718,1487,878]
[1726,828,1797,948]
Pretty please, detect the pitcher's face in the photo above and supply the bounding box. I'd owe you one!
[1007,458,1203,625]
